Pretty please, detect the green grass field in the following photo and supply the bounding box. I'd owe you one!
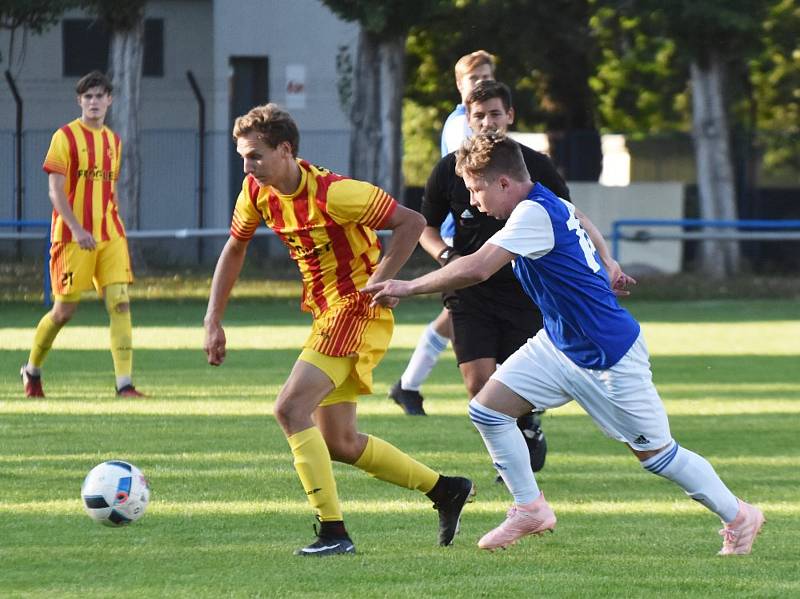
[1,297,798,598]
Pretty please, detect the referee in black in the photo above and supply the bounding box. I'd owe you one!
[419,80,571,476]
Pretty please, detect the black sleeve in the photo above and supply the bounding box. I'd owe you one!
[524,148,571,201]
[420,154,454,228]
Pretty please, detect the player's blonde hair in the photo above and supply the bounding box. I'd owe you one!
[455,132,527,183]
[454,50,495,83]
[233,103,299,157]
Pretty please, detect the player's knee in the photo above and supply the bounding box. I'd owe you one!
[104,283,130,315]
[272,396,295,429]
[462,371,489,399]
[324,433,362,464]
[464,379,484,399]
[273,392,310,431]
[51,303,78,325]
[51,311,72,326]
[637,439,678,471]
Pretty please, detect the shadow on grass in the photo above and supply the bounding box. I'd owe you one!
[2,297,799,328]
[0,507,795,597]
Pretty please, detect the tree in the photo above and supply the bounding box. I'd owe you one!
[0,0,79,66]
[84,0,146,230]
[406,0,604,181]
[322,0,450,199]
[601,0,775,278]
[589,8,689,135]
[749,0,800,182]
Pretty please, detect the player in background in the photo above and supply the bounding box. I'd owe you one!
[364,132,765,555]
[418,80,572,475]
[20,71,144,399]
[389,49,495,415]
[204,104,474,557]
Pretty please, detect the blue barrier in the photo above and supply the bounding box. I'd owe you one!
[610,218,800,263]
[0,219,51,306]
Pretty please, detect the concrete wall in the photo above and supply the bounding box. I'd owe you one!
[569,182,685,274]
[0,1,213,131]
[206,0,359,229]
[0,0,358,242]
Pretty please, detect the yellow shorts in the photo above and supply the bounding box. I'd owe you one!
[299,292,393,405]
[50,237,133,300]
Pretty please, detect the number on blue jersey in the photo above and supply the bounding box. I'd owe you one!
[565,205,600,272]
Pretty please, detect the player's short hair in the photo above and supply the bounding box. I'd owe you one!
[465,80,513,113]
[454,50,495,83]
[76,71,112,95]
[455,132,528,183]
[232,103,300,157]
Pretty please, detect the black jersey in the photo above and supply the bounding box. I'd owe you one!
[421,144,570,307]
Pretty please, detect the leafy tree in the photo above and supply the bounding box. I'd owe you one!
[322,0,450,198]
[0,0,80,66]
[83,0,147,230]
[402,98,440,187]
[407,0,604,181]
[602,0,775,278]
[748,0,800,182]
[590,8,689,134]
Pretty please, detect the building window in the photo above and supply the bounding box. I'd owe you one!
[62,18,164,78]
[142,20,164,77]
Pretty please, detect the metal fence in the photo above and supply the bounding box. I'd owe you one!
[1,127,350,260]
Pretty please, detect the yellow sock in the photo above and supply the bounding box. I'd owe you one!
[28,313,64,368]
[105,283,133,380]
[287,427,343,522]
[353,435,439,493]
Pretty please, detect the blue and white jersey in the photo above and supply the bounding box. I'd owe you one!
[487,183,640,369]
[440,104,470,156]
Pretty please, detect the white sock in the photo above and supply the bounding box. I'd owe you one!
[469,398,539,505]
[25,364,42,376]
[641,440,739,522]
[400,322,449,391]
[116,376,132,390]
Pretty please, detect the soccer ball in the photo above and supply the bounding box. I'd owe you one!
[81,460,150,526]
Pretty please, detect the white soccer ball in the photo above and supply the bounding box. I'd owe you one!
[81,460,150,527]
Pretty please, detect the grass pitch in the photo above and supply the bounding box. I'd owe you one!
[1,297,798,598]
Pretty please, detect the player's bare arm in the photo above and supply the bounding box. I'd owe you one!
[203,236,249,365]
[419,225,457,266]
[365,204,425,291]
[364,241,513,305]
[48,172,96,250]
[575,207,636,295]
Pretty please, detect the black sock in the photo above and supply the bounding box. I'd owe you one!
[319,520,348,538]
[517,413,535,430]
[425,475,449,504]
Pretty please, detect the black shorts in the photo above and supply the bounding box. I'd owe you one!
[447,291,543,365]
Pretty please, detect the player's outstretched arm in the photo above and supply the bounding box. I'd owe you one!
[366,204,425,291]
[575,207,637,296]
[363,242,513,305]
[204,236,249,366]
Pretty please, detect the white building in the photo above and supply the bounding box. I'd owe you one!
[0,0,358,235]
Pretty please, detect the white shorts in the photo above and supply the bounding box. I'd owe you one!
[491,329,671,450]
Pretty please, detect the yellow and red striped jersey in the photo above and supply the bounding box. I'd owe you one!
[42,118,126,243]
[230,159,398,316]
